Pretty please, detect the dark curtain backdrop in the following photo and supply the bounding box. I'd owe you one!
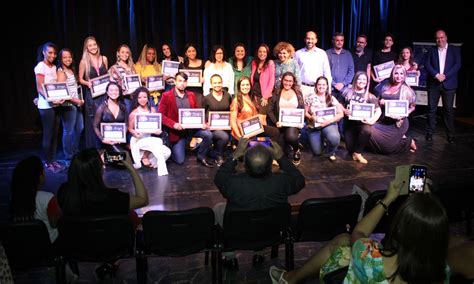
[2,0,472,143]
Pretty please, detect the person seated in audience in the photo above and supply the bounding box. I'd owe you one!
[158,71,214,167]
[369,64,417,154]
[342,71,382,164]
[134,44,162,109]
[304,76,344,161]
[229,76,281,146]
[269,181,474,283]
[267,72,305,165]
[202,74,232,166]
[93,82,128,153]
[214,137,305,269]
[9,156,60,243]
[128,87,171,175]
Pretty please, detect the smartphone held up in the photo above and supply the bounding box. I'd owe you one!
[395,164,427,195]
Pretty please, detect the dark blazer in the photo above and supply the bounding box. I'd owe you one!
[158,89,198,142]
[267,91,305,127]
[425,44,461,90]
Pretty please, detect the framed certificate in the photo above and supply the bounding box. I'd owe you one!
[146,75,165,91]
[178,108,205,129]
[100,123,126,143]
[349,103,375,120]
[124,74,141,94]
[240,115,264,138]
[373,60,395,80]
[314,107,336,127]
[385,100,409,117]
[162,60,180,77]
[42,82,71,101]
[179,69,202,87]
[405,71,419,86]
[279,108,305,127]
[90,74,111,98]
[208,111,231,130]
[135,113,162,133]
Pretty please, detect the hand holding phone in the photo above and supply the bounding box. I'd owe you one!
[408,165,427,193]
[104,151,126,164]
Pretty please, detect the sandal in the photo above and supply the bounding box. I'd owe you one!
[269,265,288,284]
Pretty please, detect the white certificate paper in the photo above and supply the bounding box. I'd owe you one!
[179,108,205,129]
[146,75,165,91]
[405,71,419,86]
[278,108,304,127]
[124,74,141,94]
[385,100,409,117]
[90,74,111,98]
[349,103,375,120]
[135,113,162,133]
[241,115,264,138]
[42,82,71,101]
[100,123,126,143]
[162,60,180,77]
[179,69,202,87]
[374,60,395,80]
[208,111,231,130]
[314,107,336,127]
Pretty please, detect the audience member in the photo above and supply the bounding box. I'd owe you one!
[425,30,462,144]
[158,71,214,167]
[128,87,171,175]
[369,65,416,154]
[9,156,60,243]
[295,31,332,100]
[267,72,304,165]
[342,71,381,164]
[304,76,343,161]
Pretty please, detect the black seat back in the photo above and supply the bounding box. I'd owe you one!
[295,195,362,242]
[57,215,134,262]
[223,204,291,250]
[141,207,216,256]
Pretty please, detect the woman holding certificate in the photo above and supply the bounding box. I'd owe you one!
[369,65,417,154]
[250,44,275,118]
[304,76,344,161]
[180,43,205,107]
[230,76,280,143]
[109,44,136,113]
[342,71,381,164]
[267,72,304,165]
[78,36,109,149]
[128,87,171,176]
[135,44,162,110]
[203,45,234,97]
[93,82,128,152]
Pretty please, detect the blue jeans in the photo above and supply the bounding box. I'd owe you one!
[307,123,340,156]
[57,106,77,161]
[212,130,230,157]
[171,129,213,164]
[73,107,84,154]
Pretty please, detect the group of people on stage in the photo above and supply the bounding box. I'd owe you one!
[33,29,461,173]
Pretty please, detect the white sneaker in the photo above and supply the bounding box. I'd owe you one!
[269,265,288,284]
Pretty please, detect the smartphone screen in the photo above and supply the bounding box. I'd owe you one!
[408,165,427,193]
[104,151,126,164]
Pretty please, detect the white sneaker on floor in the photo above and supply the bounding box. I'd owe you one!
[269,265,288,284]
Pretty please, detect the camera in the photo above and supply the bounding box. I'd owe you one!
[104,151,126,164]
[396,164,427,195]
[247,137,271,148]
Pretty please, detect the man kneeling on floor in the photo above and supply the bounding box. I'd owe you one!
[214,137,305,269]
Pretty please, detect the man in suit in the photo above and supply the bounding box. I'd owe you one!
[425,30,462,144]
[158,71,214,166]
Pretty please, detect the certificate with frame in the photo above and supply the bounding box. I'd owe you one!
[208,111,231,130]
[90,74,111,98]
[162,60,180,77]
[146,75,165,91]
[179,69,202,87]
[314,107,336,127]
[124,74,141,94]
[349,103,375,121]
[100,123,126,143]
[42,82,71,101]
[135,113,162,133]
[278,108,305,127]
[240,115,264,138]
[405,71,419,86]
[373,60,395,80]
[385,100,409,117]
[178,108,205,129]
